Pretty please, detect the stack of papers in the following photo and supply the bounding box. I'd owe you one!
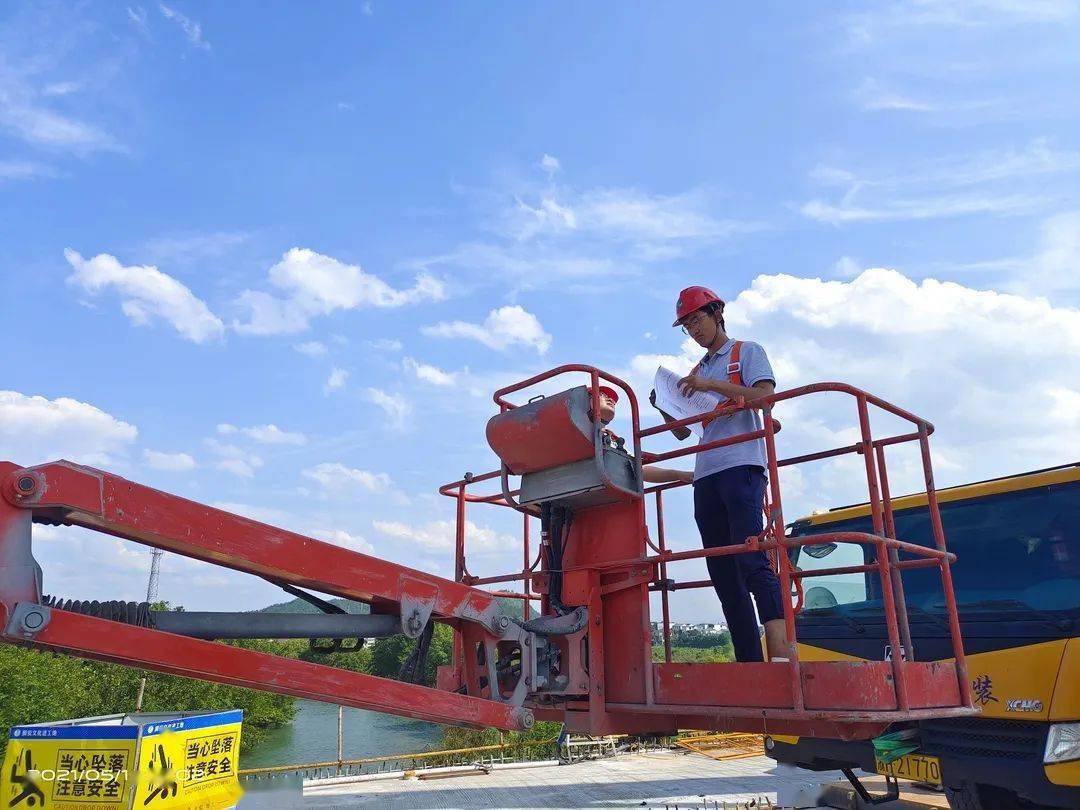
[652,366,720,437]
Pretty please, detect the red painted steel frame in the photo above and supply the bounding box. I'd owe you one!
[440,368,975,738]
[0,367,975,743]
[0,460,534,732]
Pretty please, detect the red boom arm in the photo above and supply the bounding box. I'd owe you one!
[0,460,535,731]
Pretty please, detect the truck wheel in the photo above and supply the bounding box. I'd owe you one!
[945,783,1029,810]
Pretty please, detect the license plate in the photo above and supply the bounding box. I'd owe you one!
[874,753,942,786]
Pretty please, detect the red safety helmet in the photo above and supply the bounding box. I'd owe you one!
[672,286,724,327]
[589,385,619,403]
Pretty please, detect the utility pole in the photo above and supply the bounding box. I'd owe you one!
[337,706,344,776]
[146,548,163,604]
[135,549,164,712]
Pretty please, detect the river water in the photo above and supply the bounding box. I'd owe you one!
[243,700,443,768]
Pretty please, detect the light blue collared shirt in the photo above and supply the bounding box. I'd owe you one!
[693,339,775,482]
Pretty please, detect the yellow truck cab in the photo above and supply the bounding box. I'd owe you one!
[766,463,1080,809]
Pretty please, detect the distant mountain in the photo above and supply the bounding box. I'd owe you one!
[255,596,370,615]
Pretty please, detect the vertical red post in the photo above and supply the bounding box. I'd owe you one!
[522,512,531,621]
[655,491,672,664]
[761,405,803,710]
[857,398,908,710]
[452,483,468,690]
[876,444,914,663]
[455,484,467,583]
[918,425,972,709]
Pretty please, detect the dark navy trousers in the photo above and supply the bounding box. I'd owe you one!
[693,465,784,663]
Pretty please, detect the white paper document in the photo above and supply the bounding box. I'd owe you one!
[652,366,721,437]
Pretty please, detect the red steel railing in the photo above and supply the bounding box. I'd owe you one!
[439,367,972,717]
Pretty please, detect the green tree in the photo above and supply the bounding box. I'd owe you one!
[652,644,734,663]
[0,642,297,758]
[433,719,561,763]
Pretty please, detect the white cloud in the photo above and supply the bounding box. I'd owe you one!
[294,340,327,358]
[268,248,443,309]
[513,195,577,237]
[325,367,348,394]
[204,438,263,478]
[216,459,259,478]
[846,0,1078,44]
[630,266,1080,513]
[944,211,1080,304]
[216,423,237,435]
[415,166,759,294]
[0,8,126,156]
[127,6,148,27]
[143,449,196,471]
[504,185,753,247]
[856,79,937,112]
[364,388,411,430]
[824,140,1080,192]
[1016,210,1080,301]
[738,268,1076,498]
[0,160,54,181]
[233,248,446,335]
[302,462,391,493]
[64,249,224,343]
[0,77,117,152]
[802,140,1080,226]
[403,357,457,386]
[311,528,375,554]
[366,338,403,352]
[158,3,210,50]
[1047,387,1080,427]
[373,519,514,555]
[239,424,307,445]
[42,80,81,97]
[583,189,741,242]
[833,256,861,278]
[0,391,137,466]
[422,305,552,354]
[800,193,1043,224]
[539,153,561,174]
[629,336,701,382]
[412,243,620,290]
[233,290,310,335]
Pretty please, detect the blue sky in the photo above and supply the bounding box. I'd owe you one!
[2,1,1079,621]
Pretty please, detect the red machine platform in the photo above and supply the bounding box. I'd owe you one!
[0,367,975,741]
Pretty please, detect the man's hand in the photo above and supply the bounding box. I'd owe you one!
[642,466,695,484]
[650,388,691,440]
[678,374,714,396]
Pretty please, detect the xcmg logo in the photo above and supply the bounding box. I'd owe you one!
[1005,698,1044,713]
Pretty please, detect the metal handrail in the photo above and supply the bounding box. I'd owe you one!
[437,369,972,719]
[238,737,560,779]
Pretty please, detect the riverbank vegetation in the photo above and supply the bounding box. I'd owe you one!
[0,641,297,756]
[0,615,452,757]
[1,597,734,760]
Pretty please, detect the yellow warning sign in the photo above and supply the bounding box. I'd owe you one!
[132,711,242,808]
[2,724,137,809]
[2,710,242,810]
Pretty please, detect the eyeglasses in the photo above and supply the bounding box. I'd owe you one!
[680,313,712,335]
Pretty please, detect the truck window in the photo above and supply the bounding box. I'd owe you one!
[791,480,1079,617]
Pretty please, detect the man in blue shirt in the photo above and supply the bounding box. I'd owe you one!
[651,286,786,662]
